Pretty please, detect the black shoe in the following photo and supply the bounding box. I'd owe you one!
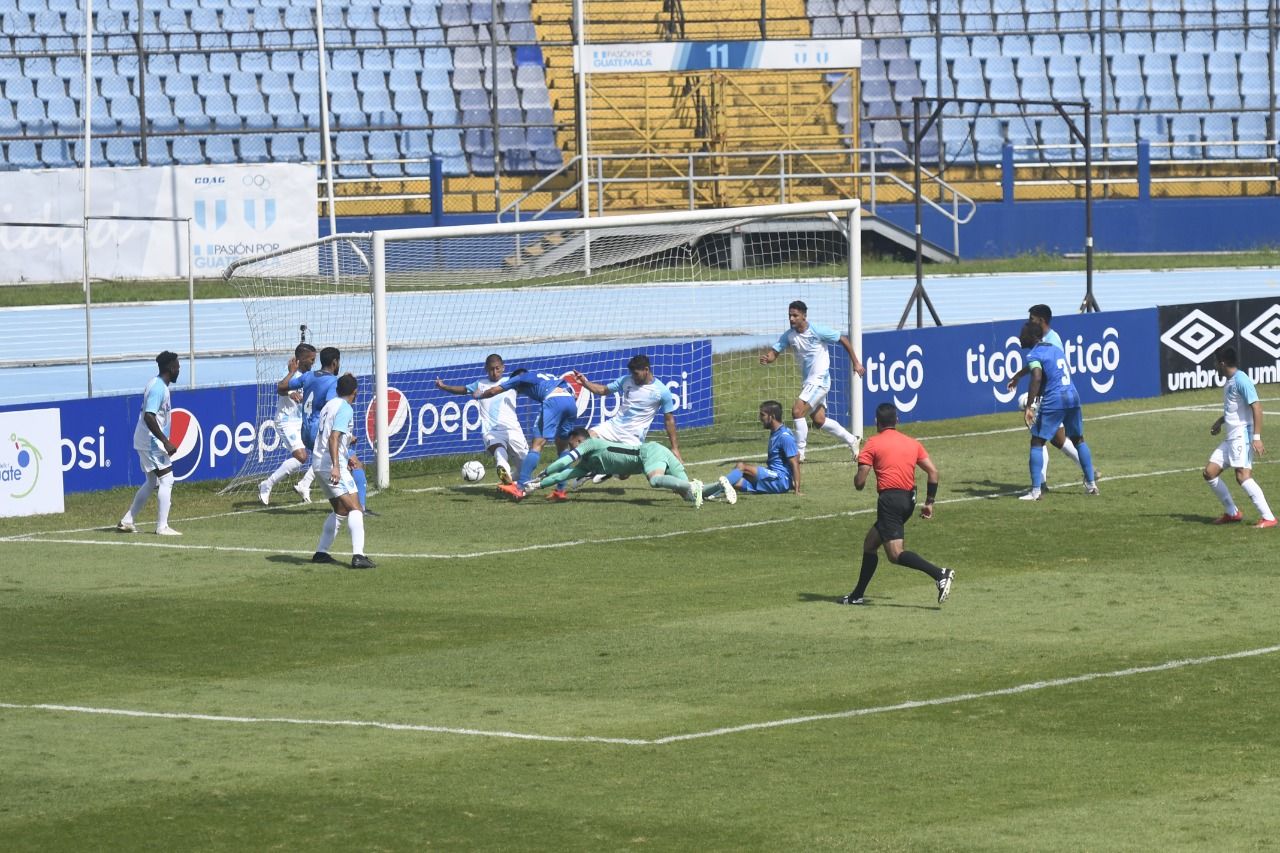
[937,568,955,604]
[350,554,376,569]
[361,507,380,517]
[838,593,866,605]
[311,551,336,564]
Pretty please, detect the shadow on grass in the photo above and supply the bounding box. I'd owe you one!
[797,592,939,611]
[949,479,1023,497]
[1168,512,1234,526]
[265,554,323,566]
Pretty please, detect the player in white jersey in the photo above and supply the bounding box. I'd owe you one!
[310,373,376,568]
[258,343,319,505]
[567,354,682,498]
[118,351,183,536]
[1005,305,1088,488]
[760,300,865,462]
[1203,346,1275,528]
[436,353,529,485]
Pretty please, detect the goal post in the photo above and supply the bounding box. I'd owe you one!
[225,199,863,493]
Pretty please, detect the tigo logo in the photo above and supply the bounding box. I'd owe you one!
[1160,310,1232,363]
[168,408,204,480]
[366,387,411,457]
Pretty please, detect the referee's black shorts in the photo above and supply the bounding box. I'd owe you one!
[874,488,916,542]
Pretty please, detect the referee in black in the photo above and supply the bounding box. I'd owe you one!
[840,403,954,606]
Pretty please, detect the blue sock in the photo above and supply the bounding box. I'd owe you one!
[353,466,368,509]
[1029,445,1045,490]
[1077,441,1095,481]
[518,446,543,488]
[726,469,744,487]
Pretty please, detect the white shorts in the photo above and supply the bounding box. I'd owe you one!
[315,464,357,500]
[798,380,830,410]
[485,426,528,459]
[592,419,644,446]
[1210,433,1253,470]
[276,418,306,453]
[135,446,172,473]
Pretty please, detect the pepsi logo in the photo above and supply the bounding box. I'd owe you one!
[168,408,204,480]
[365,386,412,457]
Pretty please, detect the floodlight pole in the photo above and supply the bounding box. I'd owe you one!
[315,0,340,278]
[82,0,94,397]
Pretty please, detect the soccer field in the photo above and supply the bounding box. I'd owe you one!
[3,388,1279,851]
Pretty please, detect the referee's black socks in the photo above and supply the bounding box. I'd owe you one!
[896,551,945,582]
[850,552,879,600]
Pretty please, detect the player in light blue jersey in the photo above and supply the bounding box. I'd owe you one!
[478,366,582,500]
[309,373,375,568]
[118,351,184,535]
[1006,305,1086,485]
[1203,346,1275,528]
[1020,322,1098,500]
[760,300,865,462]
[259,342,318,505]
[287,345,375,514]
[703,400,802,503]
[436,353,529,486]
[569,353,683,499]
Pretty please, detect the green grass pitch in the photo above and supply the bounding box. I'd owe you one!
[2,388,1279,851]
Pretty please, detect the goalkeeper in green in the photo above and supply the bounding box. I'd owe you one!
[527,428,706,508]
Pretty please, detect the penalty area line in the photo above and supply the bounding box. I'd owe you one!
[4,643,1277,747]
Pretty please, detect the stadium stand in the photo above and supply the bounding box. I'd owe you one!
[0,0,562,177]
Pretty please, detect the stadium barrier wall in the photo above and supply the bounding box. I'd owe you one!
[0,306,1194,497]
[0,407,65,517]
[1159,297,1280,393]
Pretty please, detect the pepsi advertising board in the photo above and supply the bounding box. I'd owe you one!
[2,342,715,495]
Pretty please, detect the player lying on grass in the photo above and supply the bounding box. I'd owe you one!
[701,400,801,504]
[523,428,707,508]
[436,353,529,487]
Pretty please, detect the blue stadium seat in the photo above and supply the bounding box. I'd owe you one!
[1169,115,1204,159]
[1203,115,1237,158]
[204,93,238,130]
[205,135,237,163]
[368,130,402,176]
[268,134,304,163]
[335,131,369,177]
[1236,114,1268,158]
[143,137,172,166]
[432,128,463,157]
[105,137,139,166]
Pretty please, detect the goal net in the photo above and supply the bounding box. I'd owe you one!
[222,199,862,492]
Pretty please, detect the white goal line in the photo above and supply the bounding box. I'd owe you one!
[3,642,1277,747]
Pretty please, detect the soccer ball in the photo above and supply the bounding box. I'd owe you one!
[461,460,485,482]
[1017,392,1029,409]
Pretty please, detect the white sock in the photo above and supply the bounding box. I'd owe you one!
[493,445,510,475]
[1041,448,1050,484]
[1057,437,1080,466]
[124,472,157,523]
[793,418,809,455]
[1240,477,1275,520]
[266,456,303,487]
[1207,477,1238,514]
[156,472,174,529]
[347,509,366,555]
[297,466,315,489]
[317,512,341,553]
[820,417,858,447]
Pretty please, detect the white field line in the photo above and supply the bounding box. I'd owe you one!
[8,460,1274,560]
[3,643,1277,746]
[3,400,1272,556]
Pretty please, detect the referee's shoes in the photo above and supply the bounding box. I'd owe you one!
[936,568,955,604]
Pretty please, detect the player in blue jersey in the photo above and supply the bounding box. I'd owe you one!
[702,400,802,503]
[259,342,318,505]
[1006,304,1085,484]
[477,366,581,500]
[117,351,183,536]
[286,346,375,515]
[760,300,865,463]
[309,373,375,568]
[1020,321,1099,500]
[1203,346,1275,528]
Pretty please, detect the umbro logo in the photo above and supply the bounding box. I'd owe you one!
[1160,309,1233,363]
[1240,304,1280,358]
